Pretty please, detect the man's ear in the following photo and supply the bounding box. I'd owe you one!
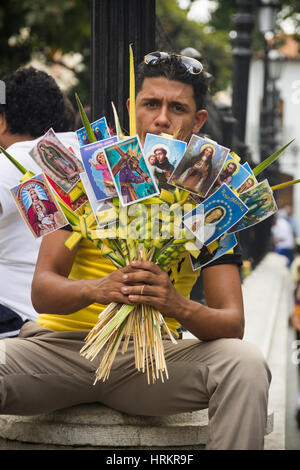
[126,98,130,116]
[192,109,208,134]
[0,113,8,134]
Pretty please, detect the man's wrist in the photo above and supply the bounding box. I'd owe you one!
[172,295,198,323]
[80,278,104,306]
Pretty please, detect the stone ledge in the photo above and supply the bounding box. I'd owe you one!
[0,404,273,448]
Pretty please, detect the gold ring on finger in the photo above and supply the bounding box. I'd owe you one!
[140,285,146,295]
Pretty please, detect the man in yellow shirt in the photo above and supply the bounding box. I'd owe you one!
[0,52,271,450]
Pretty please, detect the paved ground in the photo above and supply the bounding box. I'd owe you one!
[285,325,300,449]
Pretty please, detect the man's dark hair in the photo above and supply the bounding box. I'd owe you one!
[135,55,208,111]
[0,67,75,137]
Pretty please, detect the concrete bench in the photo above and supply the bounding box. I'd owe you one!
[0,252,288,449]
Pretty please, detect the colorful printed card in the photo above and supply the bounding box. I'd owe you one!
[236,163,258,194]
[29,128,84,193]
[10,173,67,239]
[80,172,117,228]
[182,183,248,245]
[168,135,229,197]
[190,233,237,271]
[45,174,88,212]
[80,137,118,201]
[76,117,111,146]
[208,154,251,195]
[243,162,255,177]
[143,133,187,191]
[231,179,277,232]
[104,135,159,207]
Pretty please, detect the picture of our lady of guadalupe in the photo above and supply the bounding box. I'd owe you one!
[10,173,67,239]
[169,135,229,197]
[104,136,159,207]
[29,128,84,193]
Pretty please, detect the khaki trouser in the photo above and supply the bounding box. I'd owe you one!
[0,321,271,450]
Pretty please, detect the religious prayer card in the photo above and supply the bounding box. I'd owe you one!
[208,154,252,195]
[190,233,238,271]
[80,172,117,229]
[182,183,248,246]
[79,137,118,201]
[29,128,84,193]
[76,116,111,146]
[104,135,159,207]
[168,134,229,197]
[45,174,88,212]
[143,133,187,191]
[243,161,255,177]
[231,179,277,232]
[10,173,67,239]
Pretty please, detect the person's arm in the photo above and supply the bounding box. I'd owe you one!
[89,158,97,168]
[119,261,244,341]
[31,229,137,314]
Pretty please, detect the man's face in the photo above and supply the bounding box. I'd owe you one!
[154,149,166,164]
[129,160,138,170]
[227,162,236,173]
[247,178,254,188]
[133,77,207,142]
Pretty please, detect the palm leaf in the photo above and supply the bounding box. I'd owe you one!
[129,44,136,136]
[253,139,295,177]
[111,101,126,140]
[0,145,27,175]
[75,93,97,143]
[271,179,300,191]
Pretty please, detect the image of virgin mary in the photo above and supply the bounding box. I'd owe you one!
[39,144,80,182]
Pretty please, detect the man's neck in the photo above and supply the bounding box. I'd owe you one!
[1,132,35,150]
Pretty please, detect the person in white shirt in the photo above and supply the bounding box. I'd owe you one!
[0,66,78,337]
[271,209,295,267]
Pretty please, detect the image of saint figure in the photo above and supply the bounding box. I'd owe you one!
[104,137,159,206]
[151,147,175,190]
[216,160,238,187]
[94,126,103,141]
[89,152,116,195]
[118,155,151,204]
[26,186,61,237]
[39,144,80,182]
[237,176,256,194]
[191,206,226,244]
[175,144,215,192]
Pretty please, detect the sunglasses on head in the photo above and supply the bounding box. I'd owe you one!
[144,51,204,75]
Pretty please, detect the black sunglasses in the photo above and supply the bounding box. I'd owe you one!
[144,51,204,75]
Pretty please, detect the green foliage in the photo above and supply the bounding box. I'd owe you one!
[0,0,90,104]
[156,0,233,94]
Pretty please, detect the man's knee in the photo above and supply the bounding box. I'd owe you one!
[220,338,272,387]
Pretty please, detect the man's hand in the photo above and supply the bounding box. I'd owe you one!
[119,260,187,318]
[82,264,143,306]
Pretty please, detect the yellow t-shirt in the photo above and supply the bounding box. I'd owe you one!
[37,237,200,336]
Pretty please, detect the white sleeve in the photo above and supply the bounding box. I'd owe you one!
[0,144,41,220]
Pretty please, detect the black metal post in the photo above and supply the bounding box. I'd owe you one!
[231,0,255,146]
[260,39,272,162]
[90,0,156,131]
